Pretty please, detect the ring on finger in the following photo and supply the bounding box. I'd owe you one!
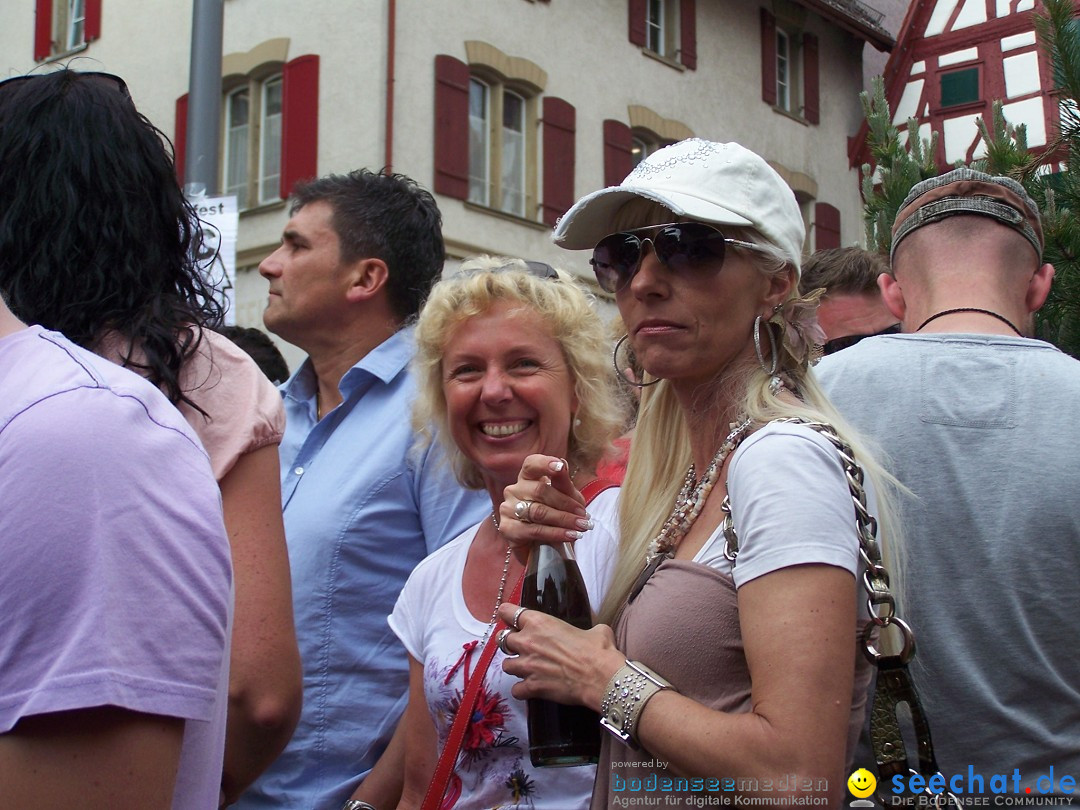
[511,606,528,631]
[514,500,534,524]
[496,627,514,655]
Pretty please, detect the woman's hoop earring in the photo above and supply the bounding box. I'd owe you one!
[613,334,661,388]
[754,316,785,394]
[753,316,778,376]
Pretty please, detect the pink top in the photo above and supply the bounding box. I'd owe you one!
[98,328,285,480]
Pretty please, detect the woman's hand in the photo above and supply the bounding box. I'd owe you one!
[495,604,624,712]
[497,455,593,548]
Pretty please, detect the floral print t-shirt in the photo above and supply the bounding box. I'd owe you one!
[389,488,619,809]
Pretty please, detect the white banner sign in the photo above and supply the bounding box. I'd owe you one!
[190,195,239,325]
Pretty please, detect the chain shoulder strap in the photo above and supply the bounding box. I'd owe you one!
[721,417,959,808]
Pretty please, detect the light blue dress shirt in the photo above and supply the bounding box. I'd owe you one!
[236,327,488,810]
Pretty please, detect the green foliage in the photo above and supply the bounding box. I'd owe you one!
[859,0,1080,357]
[859,76,939,254]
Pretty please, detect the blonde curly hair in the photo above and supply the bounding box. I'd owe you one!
[412,256,627,491]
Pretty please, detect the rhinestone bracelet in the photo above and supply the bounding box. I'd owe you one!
[599,659,674,749]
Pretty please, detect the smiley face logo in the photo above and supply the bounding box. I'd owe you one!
[848,768,877,799]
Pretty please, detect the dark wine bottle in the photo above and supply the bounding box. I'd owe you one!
[521,541,601,767]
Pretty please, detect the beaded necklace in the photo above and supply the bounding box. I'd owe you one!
[645,417,753,563]
[444,512,513,686]
[481,511,514,647]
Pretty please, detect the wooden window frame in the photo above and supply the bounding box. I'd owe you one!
[222,73,284,211]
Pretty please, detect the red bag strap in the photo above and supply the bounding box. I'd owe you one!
[420,570,525,810]
[580,477,618,504]
[420,480,616,810]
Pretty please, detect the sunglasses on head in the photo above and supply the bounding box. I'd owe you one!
[821,322,901,355]
[590,222,766,294]
[0,71,131,102]
[492,260,560,281]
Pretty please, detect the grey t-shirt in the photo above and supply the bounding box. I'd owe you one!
[817,333,1080,790]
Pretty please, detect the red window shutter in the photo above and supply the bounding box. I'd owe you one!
[175,93,189,187]
[281,54,320,199]
[85,0,102,41]
[34,0,52,61]
[814,202,841,250]
[761,8,777,106]
[603,120,633,187]
[628,0,647,46]
[803,32,820,124]
[433,54,470,201]
[542,97,575,227]
[680,0,697,70]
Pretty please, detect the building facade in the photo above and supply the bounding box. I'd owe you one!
[850,0,1057,172]
[6,0,891,368]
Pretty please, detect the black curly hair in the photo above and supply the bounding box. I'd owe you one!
[0,69,223,408]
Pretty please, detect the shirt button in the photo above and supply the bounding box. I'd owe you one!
[294,466,304,476]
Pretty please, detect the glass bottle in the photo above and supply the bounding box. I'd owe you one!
[521,541,601,767]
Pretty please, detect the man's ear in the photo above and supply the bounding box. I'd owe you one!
[1026,263,1055,314]
[878,273,906,322]
[345,258,389,304]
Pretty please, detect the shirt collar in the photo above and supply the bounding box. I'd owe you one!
[281,326,415,403]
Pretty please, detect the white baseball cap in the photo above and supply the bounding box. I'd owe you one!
[553,138,806,273]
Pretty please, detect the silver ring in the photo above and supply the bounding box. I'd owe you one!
[514,500,534,524]
[511,606,528,631]
[496,627,514,655]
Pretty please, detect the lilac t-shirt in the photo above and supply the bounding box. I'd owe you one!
[0,326,233,809]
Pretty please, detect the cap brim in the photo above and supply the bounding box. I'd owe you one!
[553,184,755,249]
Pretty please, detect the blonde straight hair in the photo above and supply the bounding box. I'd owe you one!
[597,203,903,624]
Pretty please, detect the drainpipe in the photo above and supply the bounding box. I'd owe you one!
[385,0,396,172]
[185,0,224,196]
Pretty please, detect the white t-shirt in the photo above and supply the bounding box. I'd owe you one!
[389,488,619,810]
[695,421,870,584]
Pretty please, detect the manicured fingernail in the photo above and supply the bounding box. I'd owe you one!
[549,460,565,472]
[566,530,583,540]
[576,518,594,531]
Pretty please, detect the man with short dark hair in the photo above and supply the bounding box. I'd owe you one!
[236,170,486,810]
[817,168,1080,787]
[800,246,898,354]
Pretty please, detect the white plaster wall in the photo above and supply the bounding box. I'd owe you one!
[392,0,869,263]
[0,0,875,367]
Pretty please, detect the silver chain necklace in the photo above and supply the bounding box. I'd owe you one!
[480,511,514,647]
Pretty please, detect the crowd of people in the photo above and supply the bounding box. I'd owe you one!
[1,67,1077,810]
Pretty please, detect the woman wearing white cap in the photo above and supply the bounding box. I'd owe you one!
[494,139,896,807]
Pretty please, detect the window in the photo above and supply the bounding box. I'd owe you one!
[222,75,283,210]
[646,0,678,58]
[500,90,527,216]
[434,52,576,226]
[65,0,85,51]
[259,78,283,204]
[224,88,250,200]
[760,9,819,124]
[628,0,697,69]
[603,115,692,186]
[175,53,319,205]
[940,67,980,108]
[464,78,532,216]
[468,79,490,205]
[34,0,101,60]
[776,28,795,112]
[631,132,674,168]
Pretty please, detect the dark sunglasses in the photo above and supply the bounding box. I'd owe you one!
[0,71,131,101]
[821,322,901,355]
[590,222,766,294]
